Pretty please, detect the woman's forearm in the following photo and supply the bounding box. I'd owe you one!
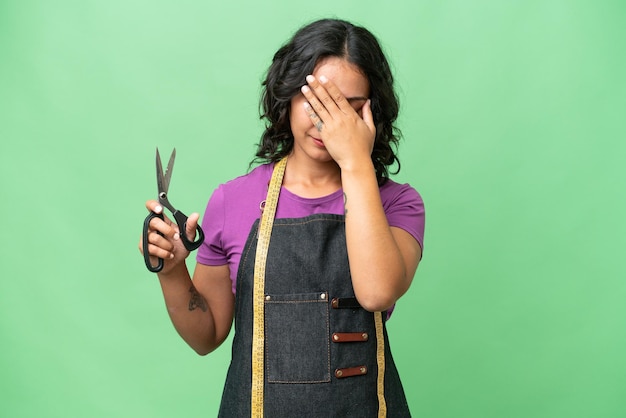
[157,263,234,355]
[341,161,411,312]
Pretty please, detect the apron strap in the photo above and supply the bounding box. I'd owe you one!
[250,157,388,417]
[251,157,287,418]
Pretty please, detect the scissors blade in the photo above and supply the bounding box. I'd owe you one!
[156,148,166,194]
[155,148,176,194]
[163,148,176,192]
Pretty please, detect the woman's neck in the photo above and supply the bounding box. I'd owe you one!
[281,154,342,198]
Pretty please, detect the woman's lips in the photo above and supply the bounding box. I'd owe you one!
[311,136,325,147]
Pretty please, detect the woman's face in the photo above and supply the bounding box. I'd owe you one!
[289,57,370,164]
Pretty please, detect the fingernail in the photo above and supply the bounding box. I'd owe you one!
[174,232,180,240]
[319,75,328,83]
[301,85,310,93]
[155,205,162,213]
[169,253,175,259]
[306,75,315,83]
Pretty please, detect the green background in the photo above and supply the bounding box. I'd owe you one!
[2,1,625,417]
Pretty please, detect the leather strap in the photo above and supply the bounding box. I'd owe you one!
[331,332,369,342]
[331,297,362,309]
[334,365,368,379]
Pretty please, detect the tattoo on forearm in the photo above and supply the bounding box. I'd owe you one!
[343,192,348,216]
[188,285,208,312]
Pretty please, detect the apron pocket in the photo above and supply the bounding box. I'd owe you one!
[265,291,330,383]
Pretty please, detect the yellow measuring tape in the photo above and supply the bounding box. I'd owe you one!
[251,157,287,418]
[375,311,387,417]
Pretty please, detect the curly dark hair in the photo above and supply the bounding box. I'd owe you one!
[254,18,401,184]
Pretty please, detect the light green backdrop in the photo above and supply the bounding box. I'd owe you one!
[1,1,625,417]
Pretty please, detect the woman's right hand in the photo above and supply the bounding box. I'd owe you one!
[138,200,201,275]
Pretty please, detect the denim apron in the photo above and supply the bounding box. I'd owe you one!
[218,161,411,417]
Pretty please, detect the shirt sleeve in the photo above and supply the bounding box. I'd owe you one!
[196,185,228,266]
[382,182,426,252]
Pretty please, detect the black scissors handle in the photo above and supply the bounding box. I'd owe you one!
[142,211,165,272]
[142,210,205,273]
[170,209,205,251]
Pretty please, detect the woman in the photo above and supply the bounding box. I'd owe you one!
[140,18,425,417]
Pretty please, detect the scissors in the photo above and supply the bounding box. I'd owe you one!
[142,148,205,272]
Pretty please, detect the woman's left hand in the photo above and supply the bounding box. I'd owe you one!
[301,75,376,170]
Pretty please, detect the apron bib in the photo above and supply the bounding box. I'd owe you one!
[218,159,411,417]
